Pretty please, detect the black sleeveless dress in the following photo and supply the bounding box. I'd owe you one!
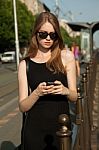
[22,59,70,150]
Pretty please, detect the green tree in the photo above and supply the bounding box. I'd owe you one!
[60,26,80,48]
[60,26,73,47]
[0,0,35,52]
[16,0,35,48]
[0,0,14,52]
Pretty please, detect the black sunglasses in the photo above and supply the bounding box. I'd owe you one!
[37,31,57,40]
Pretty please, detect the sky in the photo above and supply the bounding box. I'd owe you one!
[40,0,99,47]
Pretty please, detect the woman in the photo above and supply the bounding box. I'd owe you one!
[18,12,77,150]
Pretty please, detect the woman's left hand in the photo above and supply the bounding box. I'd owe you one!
[51,80,69,95]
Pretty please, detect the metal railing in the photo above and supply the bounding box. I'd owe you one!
[56,50,98,150]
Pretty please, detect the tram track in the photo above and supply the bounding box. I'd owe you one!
[0,80,18,97]
[0,78,18,107]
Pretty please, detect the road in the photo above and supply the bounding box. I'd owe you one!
[0,62,22,149]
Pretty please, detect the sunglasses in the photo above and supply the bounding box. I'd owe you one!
[37,31,57,40]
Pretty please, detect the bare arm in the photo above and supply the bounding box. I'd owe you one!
[18,60,40,112]
[66,57,77,101]
[61,49,77,101]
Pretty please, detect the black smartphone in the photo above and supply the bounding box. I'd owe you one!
[46,82,55,86]
[46,82,59,86]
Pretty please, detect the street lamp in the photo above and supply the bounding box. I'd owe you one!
[13,0,20,70]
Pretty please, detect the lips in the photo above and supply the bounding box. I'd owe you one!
[44,42,51,45]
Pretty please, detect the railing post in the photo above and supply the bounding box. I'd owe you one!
[73,87,84,150]
[86,64,92,130]
[86,65,90,87]
[81,72,91,150]
[82,73,87,96]
[56,114,72,150]
[76,87,83,125]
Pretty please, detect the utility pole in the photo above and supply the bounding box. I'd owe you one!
[13,0,20,70]
[54,0,60,18]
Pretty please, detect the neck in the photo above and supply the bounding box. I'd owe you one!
[35,49,51,62]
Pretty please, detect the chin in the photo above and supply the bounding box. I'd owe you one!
[43,45,51,49]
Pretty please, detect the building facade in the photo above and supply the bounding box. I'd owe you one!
[20,0,50,15]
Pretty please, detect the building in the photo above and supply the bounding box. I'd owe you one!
[20,0,50,15]
[59,19,80,38]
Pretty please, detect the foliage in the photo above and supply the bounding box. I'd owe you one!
[60,26,80,48]
[0,0,14,52]
[60,26,73,47]
[0,0,35,52]
[16,0,35,47]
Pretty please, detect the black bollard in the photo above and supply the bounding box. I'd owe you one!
[74,87,85,150]
[76,87,83,125]
[81,72,91,150]
[56,114,72,150]
[82,73,87,97]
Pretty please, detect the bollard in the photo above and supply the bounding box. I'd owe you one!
[89,59,93,78]
[86,65,93,129]
[56,114,72,150]
[86,65,92,130]
[82,73,87,97]
[76,87,83,125]
[81,72,91,150]
[74,87,85,150]
[86,65,90,86]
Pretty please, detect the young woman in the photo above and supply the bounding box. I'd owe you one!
[18,11,77,150]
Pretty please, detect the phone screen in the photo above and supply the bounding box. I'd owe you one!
[46,82,54,86]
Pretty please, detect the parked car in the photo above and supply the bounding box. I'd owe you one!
[0,53,3,61]
[1,51,15,63]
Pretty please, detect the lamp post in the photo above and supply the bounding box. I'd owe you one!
[13,0,20,70]
[54,0,60,18]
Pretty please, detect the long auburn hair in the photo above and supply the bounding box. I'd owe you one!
[27,11,66,74]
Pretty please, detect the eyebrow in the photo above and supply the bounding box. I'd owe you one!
[39,30,55,32]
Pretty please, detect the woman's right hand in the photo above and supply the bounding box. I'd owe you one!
[35,82,48,96]
[35,82,54,96]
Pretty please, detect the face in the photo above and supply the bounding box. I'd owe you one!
[37,22,57,50]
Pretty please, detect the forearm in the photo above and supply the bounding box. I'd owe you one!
[64,87,77,101]
[19,89,39,112]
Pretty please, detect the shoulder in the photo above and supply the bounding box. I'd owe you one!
[61,48,75,65]
[18,59,26,74]
[19,59,26,68]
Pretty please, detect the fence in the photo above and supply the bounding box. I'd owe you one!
[56,50,98,150]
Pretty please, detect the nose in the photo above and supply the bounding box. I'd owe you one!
[46,35,51,40]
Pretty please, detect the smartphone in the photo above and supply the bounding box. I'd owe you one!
[46,82,59,86]
[46,82,55,86]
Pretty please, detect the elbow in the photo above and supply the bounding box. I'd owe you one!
[73,92,78,101]
[68,91,78,102]
[19,102,28,113]
[72,96,77,102]
[69,97,77,102]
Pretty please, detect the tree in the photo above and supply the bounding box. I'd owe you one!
[0,0,14,52]
[60,26,73,47]
[0,0,35,53]
[16,0,35,48]
[60,26,80,48]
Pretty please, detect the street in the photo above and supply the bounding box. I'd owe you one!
[0,62,22,149]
